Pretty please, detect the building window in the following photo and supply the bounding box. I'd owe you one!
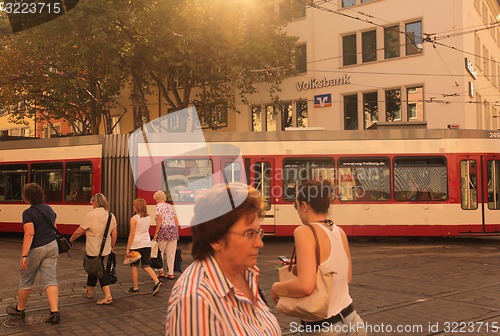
[407,86,423,121]
[342,34,357,66]
[492,58,497,87]
[363,92,378,129]
[342,0,355,7]
[110,116,121,134]
[266,105,277,131]
[384,25,400,59]
[475,34,481,69]
[405,21,422,55]
[297,100,308,127]
[281,101,308,130]
[252,106,263,132]
[42,123,61,139]
[483,47,489,78]
[385,89,401,121]
[344,94,358,130]
[281,103,293,129]
[362,30,377,63]
[295,44,307,73]
[482,1,488,25]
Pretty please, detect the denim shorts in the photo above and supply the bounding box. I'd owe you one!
[130,247,152,267]
[20,240,58,290]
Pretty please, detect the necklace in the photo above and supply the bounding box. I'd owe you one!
[311,219,334,229]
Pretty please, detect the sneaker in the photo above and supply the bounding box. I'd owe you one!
[126,287,139,294]
[152,282,162,296]
[6,305,25,319]
[45,311,61,324]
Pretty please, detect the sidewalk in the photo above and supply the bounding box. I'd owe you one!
[0,234,499,335]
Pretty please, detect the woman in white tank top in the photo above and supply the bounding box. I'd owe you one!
[271,180,366,336]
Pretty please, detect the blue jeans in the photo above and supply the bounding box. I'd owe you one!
[20,240,58,290]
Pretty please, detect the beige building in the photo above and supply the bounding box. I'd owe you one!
[237,0,500,133]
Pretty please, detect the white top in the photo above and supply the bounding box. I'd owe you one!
[81,207,117,257]
[130,214,153,249]
[316,223,353,316]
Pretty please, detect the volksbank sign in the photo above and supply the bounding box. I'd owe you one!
[296,74,351,91]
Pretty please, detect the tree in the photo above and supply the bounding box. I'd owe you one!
[0,0,126,135]
[0,0,297,132]
[114,0,298,129]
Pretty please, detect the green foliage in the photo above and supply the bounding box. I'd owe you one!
[0,0,297,132]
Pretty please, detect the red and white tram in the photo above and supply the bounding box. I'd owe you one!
[0,129,499,237]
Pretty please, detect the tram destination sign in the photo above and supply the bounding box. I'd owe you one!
[296,74,351,91]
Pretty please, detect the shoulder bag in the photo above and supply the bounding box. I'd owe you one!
[33,206,71,255]
[106,251,117,284]
[83,212,112,278]
[276,223,336,322]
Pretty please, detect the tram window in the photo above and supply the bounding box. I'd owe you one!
[487,160,500,210]
[394,157,448,202]
[282,158,335,202]
[31,163,63,202]
[252,161,271,210]
[338,157,390,201]
[0,164,28,202]
[460,160,477,209]
[65,162,92,203]
[224,162,242,183]
[162,159,212,202]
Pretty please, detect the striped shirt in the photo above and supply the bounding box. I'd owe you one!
[165,256,281,336]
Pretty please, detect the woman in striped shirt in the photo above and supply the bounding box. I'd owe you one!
[165,183,281,336]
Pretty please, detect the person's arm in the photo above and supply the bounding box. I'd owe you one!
[69,226,86,245]
[110,226,117,253]
[153,209,162,240]
[338,226,352,284]
[20,223,34,270]
[174,214,180,231]
[271,225,318,302]
[126,217,137,254]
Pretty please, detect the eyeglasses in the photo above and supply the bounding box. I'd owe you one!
[228,228,264,240]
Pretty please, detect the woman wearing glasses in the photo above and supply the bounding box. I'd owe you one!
[69,193,117,305]
[271,180,365,336]
[165,183,280,336]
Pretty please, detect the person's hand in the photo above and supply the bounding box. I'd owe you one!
[20,257,28,270]
[270,283,280,304]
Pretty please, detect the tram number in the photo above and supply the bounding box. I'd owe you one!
[489,132,500,139]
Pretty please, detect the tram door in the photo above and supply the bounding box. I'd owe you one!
[484,157,500,230]
[460,156,500,232]
[249,158,276,234]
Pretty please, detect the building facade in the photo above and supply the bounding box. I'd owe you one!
[236,0,500,133]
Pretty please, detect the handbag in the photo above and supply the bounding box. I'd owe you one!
[83,212,112,277]
[106,252,117,284]
[150,240,158,258]
[33,206,71,255]
[150,247,163,269]
[276,223,336,322]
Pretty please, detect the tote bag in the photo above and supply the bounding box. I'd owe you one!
[276,223,336,322]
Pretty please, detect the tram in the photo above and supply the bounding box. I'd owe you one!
[0,129,498,238]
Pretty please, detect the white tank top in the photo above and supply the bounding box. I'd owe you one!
[130,214,153,249]
[315,223,353,317]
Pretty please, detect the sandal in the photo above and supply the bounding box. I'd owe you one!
[96,297,113,305]
[165,274,175,280]
[83,288,94,299]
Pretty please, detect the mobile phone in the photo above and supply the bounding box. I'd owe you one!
[279,256,289,263]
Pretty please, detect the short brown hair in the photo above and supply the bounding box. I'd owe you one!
[22,183,44,204]
[91,193,109,210]
[133,198,148,217]
[191,183,263,261]
[297,180,332,214]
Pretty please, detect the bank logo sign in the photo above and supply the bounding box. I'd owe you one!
[296,74,351,91]
[314,94,332,108]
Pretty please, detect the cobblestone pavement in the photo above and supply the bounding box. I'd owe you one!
[0,234,499,335]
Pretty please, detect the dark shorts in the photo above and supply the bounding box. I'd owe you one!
[130,247,152,267]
